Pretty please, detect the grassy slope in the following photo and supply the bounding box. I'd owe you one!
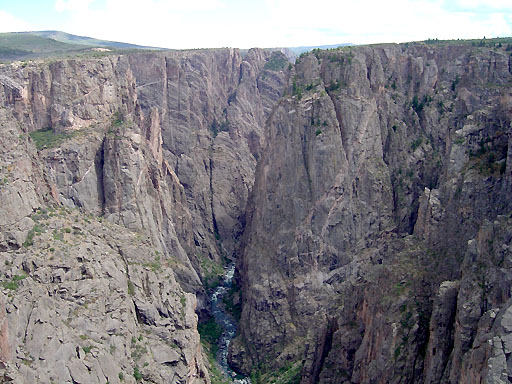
[22,31,161,50]
[0,33,89,61]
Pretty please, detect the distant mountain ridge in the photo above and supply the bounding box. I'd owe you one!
[20,30,163,50]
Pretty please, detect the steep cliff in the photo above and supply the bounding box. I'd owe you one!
[231,42,512,383]
[0,49,288,383]
[0,40,511,384]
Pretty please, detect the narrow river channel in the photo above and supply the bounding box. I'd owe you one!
[210,263,251,384]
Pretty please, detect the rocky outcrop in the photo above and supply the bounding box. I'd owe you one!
[232,42,512,383]
[1,209,207,383]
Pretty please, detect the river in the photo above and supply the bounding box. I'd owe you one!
[210,263,251,384]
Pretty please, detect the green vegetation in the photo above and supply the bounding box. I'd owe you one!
[2,274,28,291]
[127,280,135,296]
[0,31,161,62]
[133,365,142,381]
[315,129,322,136]
[411,95,424,114]
[411,137,423,151]
[29,127,85,150]
[23,223,45,247]
[264,52,288,71]
[326,80,340,92]
[250,361,302,384]
[198,317,231,384]
[210,117,230,138]
[111,112,124,128]
[82,345,92,354]
[198,317,223,358]
[222,283,242,321]
[0,32,89,61]
[24,31,158,50]
[199,255,224,291]
[453,136,465,145]
[206,352,231,384]
[292,80,303,100]
[107,112,133,138]
[451,75,460,92]
[142,255,162,273]
[131,337,148,362]
[468,136,508,176]
[53,229,64,241]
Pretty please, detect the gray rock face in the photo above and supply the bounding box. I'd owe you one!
[1,41,512,384]
[0,48,288,382]
[232,43,512,383]
[1,210,207,383]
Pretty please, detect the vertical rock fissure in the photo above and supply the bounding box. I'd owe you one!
[313,320,338,384]
[302,127,313,200]
[209,155,220,248]
[96,139,105,214]
[325,89,348,157]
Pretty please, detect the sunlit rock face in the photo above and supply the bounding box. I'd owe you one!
[0,47,288,383]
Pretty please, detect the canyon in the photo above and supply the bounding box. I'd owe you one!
[0,39,511,383]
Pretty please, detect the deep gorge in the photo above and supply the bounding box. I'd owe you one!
[0,40,512,383]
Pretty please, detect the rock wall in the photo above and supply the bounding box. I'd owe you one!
[0,49,289,383]
[0,41,511,383]
[231,43,512,383]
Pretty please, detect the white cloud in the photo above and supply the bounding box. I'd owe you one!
[52,0,226,48]
[261,0,512,46]
[46,0,512,48]
[0,10,33,32]
[55,0,96,13]
[454,0,512,10]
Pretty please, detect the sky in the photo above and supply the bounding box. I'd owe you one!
[0,0,511,49]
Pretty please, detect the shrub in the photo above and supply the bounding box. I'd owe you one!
[111,112,123,128]
[222,283,242,321]
[411,95,424,113]
[198,317,223,357]
[133,366,142,381]
[451,76,460,91]
[411,137,423,151]
[292,80,303,100]
[127,280,135,296]
[82,346,92,354]
[327,80,340,92]
[23,224,45,247]
[29,127,77,150]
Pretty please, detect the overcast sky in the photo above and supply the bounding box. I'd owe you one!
[0,0,511,49]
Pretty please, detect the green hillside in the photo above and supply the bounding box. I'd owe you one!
[22,31,161,50]
[0,33,90,61]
